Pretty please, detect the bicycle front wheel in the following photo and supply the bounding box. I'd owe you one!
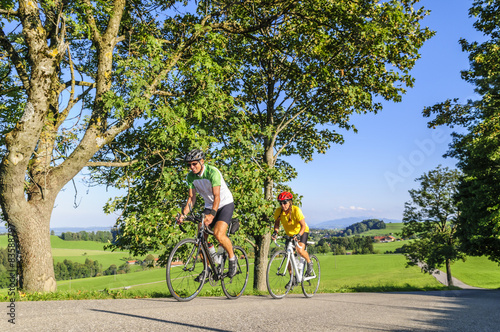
[301,254,320,298]
[266,250,292,299]
[221,246,249,299]
[166,238,207,302]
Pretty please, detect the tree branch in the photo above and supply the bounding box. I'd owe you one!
[57,80,95,95]
[0,9,19,16]
[86,160,138,167]
[82,0,102,43]
[0,27,30,90]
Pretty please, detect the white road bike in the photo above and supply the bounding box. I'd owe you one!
[266,236,320,299]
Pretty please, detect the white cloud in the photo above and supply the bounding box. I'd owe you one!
[338,206,370,211]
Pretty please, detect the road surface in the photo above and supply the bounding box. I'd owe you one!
[3,290,500,331]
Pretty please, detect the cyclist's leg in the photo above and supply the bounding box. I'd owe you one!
[296,232,311,263]
[211,203,238,277]
[213,221,234,258]
[296,232,314,276]
[210,203,235,259]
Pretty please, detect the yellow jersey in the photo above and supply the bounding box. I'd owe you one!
[274,205,309,236]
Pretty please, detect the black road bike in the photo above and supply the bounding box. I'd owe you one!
[166,212,249,302]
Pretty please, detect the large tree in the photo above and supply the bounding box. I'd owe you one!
[0,0,290,292]
[401,166,465,286]
[104,0,434,292]
[423,0,500,263]
[214,0,434,290]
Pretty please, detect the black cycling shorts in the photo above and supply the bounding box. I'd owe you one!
[286,232,309,248]
[298,232,309,245]
[203,202,234,228]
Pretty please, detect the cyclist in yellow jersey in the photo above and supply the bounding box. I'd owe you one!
[271,191,313,282]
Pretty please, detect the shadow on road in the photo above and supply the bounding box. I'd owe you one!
[90,308,231,331]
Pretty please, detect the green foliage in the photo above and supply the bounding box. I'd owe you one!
[345,219,386,235]
[423,0,500,263]
[319,236,376,255]
[401,166,465,273]
[54,258,103,281]
[59,231,113,243]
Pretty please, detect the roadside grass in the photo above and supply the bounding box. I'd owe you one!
[2,234,500,301]
[0,253,453,301]
[451,256,500,289]
[308,254,447,293]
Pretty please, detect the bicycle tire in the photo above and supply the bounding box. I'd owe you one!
[301,254,320,298]
[166,238,207,302]
[221,246,249,299]
[266,250,292,299]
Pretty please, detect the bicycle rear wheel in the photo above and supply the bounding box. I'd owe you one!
[301,254,320,298]
[266,250,292,299]
[221,246,249,299]
[166,238,207,302]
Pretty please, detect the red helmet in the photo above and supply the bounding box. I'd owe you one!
[277,191,293,202]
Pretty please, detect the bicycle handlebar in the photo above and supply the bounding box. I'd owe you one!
[272,235,305,249]
[177,213,214,235]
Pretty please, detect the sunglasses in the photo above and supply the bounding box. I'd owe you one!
[187,161,199,167]
[278,200,290,205]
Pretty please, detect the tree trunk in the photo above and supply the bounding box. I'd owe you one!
[445,259,453,287]
[0,175,58,292]
[253,233,271,291]
[250,148,275,291]
[16,211,57,291]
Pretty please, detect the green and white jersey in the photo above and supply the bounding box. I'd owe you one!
[186,164,233,209]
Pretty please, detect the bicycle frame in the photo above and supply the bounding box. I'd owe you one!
[189,214,224,281]
[285,240,303,283]
[275,237,316,283]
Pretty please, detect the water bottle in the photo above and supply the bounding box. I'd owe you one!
[208,243,217,263]
[216,246,225,265]
[298,257,305,276]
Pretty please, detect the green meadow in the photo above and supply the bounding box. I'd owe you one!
[1,232,500,301]
[355,222,404,237]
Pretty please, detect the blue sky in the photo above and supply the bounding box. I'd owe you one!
[50,0,484,228]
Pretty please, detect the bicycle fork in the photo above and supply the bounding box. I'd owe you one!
[280,248,303,284]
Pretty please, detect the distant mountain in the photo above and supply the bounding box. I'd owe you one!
[309,217,402,230]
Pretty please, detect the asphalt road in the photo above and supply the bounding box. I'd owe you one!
[3,290,500,331]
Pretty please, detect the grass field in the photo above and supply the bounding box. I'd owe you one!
[373,239,409,253]
[1,234,153,268]
[1,232,500,301]
[49,254,448,296]
[359,222,404,237]
[451,256,500,288]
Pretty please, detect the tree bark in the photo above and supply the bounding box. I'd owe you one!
[0,160,58,291]
[446,259,453,287]
[253,232,271,291]
[15,210,56,291]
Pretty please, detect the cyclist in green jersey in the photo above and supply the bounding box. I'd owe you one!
[271,191,314,284]
[176,149,237,278]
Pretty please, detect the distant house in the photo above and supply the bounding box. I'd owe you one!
[374,236,396,243]
[127,260,137,265]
